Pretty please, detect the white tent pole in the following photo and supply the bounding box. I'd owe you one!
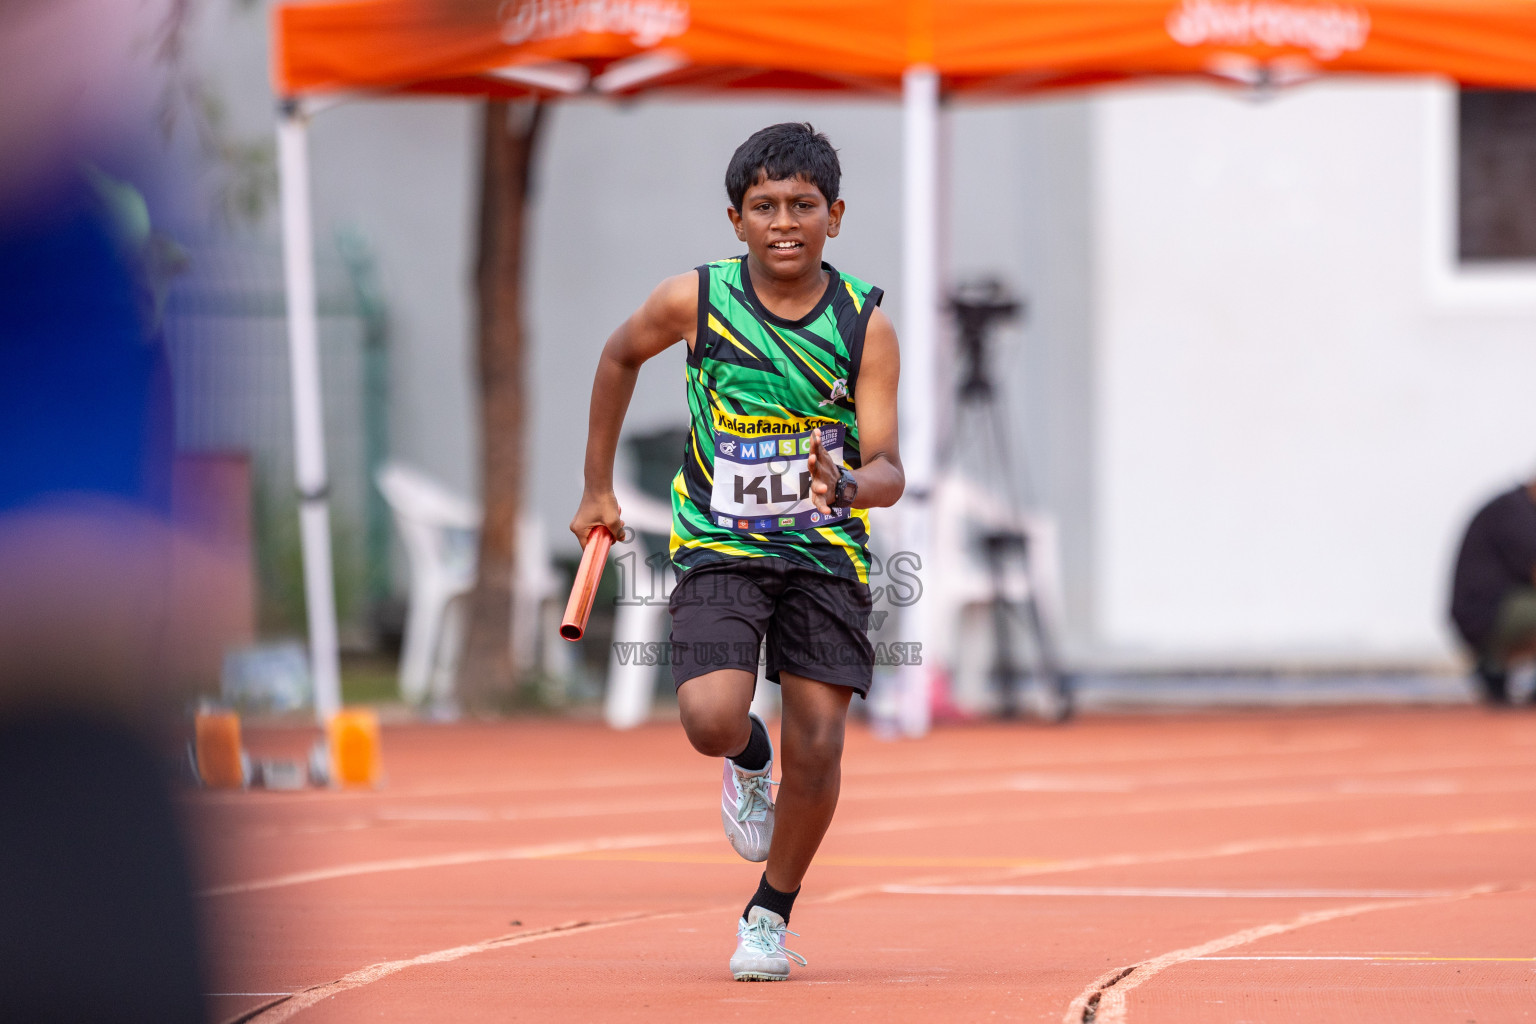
[898,66,940,739]
[277,100,344,724]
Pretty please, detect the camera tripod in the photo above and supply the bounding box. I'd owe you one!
[945,280,1072,723]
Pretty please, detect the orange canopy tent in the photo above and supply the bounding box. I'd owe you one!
[270,0,1536,729]
[275,0,1536,98]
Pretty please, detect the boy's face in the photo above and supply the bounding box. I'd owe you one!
[727,173,844,280]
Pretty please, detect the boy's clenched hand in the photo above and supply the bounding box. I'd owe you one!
[806,428,841,515]
[570,488,625,547]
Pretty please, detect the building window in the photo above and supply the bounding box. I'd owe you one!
[1459,90,1536,262]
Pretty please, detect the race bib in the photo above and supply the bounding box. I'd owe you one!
[708,423,849,533]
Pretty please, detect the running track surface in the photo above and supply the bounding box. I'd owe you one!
[187,708,1536,1023]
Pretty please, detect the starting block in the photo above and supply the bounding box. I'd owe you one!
[193,709,248,788]
[190,707,384,790]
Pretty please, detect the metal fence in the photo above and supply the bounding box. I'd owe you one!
[162,234,388,645]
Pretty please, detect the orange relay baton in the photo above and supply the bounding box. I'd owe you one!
[559,525,615,641]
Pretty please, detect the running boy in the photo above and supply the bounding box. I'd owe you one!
[569,123,903,981]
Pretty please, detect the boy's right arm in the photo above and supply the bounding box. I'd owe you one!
[569,271,698,545]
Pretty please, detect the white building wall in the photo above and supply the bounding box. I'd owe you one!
[1092,79,1536,666]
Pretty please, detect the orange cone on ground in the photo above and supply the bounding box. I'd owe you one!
[195,710,246,788]
[327,708,383,787]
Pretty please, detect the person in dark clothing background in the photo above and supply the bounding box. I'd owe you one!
[1449,479,1536,706]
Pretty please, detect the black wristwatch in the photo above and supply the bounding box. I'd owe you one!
[831,468,858,508]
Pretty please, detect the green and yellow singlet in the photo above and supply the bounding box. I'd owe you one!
[669,256,884,585]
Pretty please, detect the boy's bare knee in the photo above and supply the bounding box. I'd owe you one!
[685,726,737,758]
[680,709,747,758]
[676,671,756,757]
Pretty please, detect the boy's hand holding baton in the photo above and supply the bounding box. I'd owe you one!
[561,491,626,641]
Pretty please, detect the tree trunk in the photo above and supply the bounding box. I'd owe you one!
[458,98,544,710]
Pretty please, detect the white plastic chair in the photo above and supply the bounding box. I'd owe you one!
[376,462,480,706]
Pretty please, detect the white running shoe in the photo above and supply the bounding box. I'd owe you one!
[720,713,775,862]
[730,906,806,981]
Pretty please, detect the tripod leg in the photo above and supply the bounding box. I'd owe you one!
[1017,591,1072,723]
[1010,539,1072,724]
[990,592,1023,718]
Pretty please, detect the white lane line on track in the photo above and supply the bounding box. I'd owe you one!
[839,783,1536,845]
[882,885,1463,899]
[196,734,1536,807]
[190,769,710,805]
[229,865,1030,1022]
[198,829,718,897]
[213,852,1516,1021]
[227,773,1536,845]
[815,816,1535,905]
[233,910,713,1024]
[847,752,1536,806]
[216,773,1536,847]
[1196,955,1536,962]
[848,750,1536,797]
[205,814,1536,899]
[1060,884,1504,1024]
[998,816,1536,883]
[377,795,709,823]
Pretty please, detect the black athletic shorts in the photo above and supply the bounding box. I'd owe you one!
[668,558,874,696]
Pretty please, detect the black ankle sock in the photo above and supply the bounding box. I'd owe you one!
[729,715,771,772]
[743,872,799,923]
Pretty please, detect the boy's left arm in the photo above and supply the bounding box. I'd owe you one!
[808,307,904,512]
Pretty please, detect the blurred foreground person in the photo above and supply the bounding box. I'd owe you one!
[0,175,209,1022]
[1450,478,1536,706]
[0,2,208,1019]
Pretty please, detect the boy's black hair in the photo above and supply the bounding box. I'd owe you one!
[725,123,840,212]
